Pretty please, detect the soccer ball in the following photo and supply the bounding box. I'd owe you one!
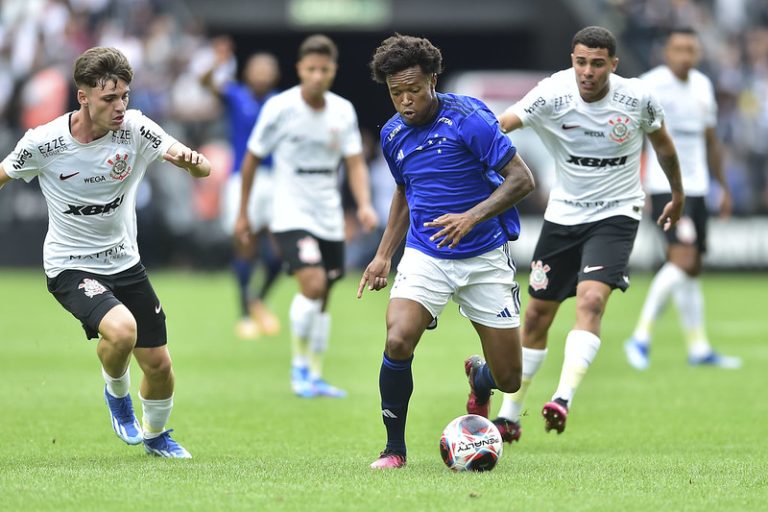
[439,414,503,472]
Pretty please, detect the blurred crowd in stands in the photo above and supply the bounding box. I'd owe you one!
[1,0,767,268]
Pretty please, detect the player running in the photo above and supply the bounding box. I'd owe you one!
[492,26,685,442]
[236,34,378,398]
[359,33,535,469]
[625,27,741,370]
[0,47,211,457]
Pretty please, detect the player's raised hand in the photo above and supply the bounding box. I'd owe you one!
[357,256,391,298]
[424,212,474,249]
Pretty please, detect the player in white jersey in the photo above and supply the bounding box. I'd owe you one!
[491,27,684,442]
[0,47,212,458]
[625,27,741,370]
[236,34,378,398]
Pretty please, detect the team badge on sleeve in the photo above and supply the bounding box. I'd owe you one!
[78,278,108,298]
[530,260,551,291]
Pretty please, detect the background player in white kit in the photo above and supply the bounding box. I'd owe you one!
[625,27,741,370]
[0,47,211,457]
[236,34,378,398]
[491,26,685,441]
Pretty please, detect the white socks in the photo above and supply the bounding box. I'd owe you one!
[553,330,601,405]
[140,394,173,439]
[289,293,323,368]
[102,366,130,398]
[673,277,712,357]
[309,312,331,381]
[498,347,548,422]
[632,262,686,344]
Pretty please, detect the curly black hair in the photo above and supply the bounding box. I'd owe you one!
[571,26,617,57]
[369,33,443,84]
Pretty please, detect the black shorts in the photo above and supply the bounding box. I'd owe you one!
[273,230,345,283]
[528,216,639,302]
[651,194,708,253]
[46,262,167,347]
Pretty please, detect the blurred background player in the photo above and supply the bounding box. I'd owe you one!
[200,36,282,340]
[359,33,535,469]
[0,46,211,458]
[493,26,684,441]
[236,34,378,398]
[624,27,741,370]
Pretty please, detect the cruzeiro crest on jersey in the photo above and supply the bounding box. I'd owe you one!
[107,153,132,181]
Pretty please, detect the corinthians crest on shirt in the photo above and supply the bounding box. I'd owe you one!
[608,116,631,143]
[107,153,132,181]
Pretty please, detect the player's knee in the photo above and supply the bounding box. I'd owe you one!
[301,280,326,300]
[524,305,554,335]
[100,316,137,352]
[384,331,416,360]
[576,290,606,320]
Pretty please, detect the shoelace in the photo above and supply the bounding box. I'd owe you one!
[113,396,135,423]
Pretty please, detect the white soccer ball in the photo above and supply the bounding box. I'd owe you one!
[439,414,503,472]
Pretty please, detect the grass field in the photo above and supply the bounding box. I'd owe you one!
[0,269,766,511]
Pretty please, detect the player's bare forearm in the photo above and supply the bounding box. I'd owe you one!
[465,153,534,226]
[705,127,728,190]
[424,153,534,249]
[0,164,10,191]
[497,109,523,134]
[238,152,261,216]
[648,127,684,198]
[164,142,211,178]
[345,153,379,231]
[376,186,409,260]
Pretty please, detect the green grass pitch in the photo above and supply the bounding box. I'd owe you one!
[0,269,766,511]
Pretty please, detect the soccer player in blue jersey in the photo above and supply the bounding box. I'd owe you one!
[201,36,282,339]
[358,34,536,469]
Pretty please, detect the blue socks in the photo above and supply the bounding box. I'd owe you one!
[232,257,253,317]
[473,363,497,400]
[379,353,413,456]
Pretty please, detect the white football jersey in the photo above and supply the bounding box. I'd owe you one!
[2,110,176,277]
[246,86,363,241]
[512,69,664,225]
[641,66,716,196]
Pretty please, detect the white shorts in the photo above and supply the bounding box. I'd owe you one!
[220,169,275,234]
[390,245,521,329]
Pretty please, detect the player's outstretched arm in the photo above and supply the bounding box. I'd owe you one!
[647,124,685,231]
[357,185,409,298]
[424,153,535,249]
[0,163,10,191]
[164,142,211,178]
[497,109,523,134]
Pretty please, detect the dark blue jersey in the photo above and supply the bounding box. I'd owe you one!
[222,82,275,173]
[380,92,520,259]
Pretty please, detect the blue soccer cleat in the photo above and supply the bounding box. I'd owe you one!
[291,365,315,398]
[143,429,192,458]
[104,387,143,445]
[688,351,742,369]
[624,337,650,370]
[311,378,347,398]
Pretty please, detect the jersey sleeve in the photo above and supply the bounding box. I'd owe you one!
[340,103,363,157]
[509,78,552,129]
[246,96,281,158]
[134,112,177,161]
[640,89,665,134]
[1,129,41,183]
[459,106,517,172]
